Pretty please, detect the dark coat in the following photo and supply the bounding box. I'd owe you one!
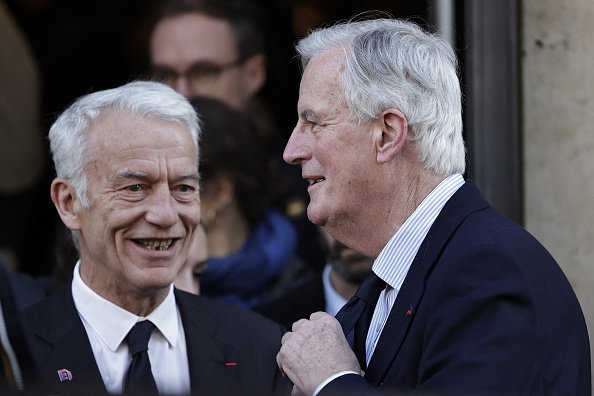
[321,181,591,396]
[21,283,291,396]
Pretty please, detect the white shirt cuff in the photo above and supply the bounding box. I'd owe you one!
[312,371,361,396]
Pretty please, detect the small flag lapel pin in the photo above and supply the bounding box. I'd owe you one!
[57,369,72,382]
[225,362,237,366]
[406,304,413,316]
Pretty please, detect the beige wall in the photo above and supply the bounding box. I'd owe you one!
[523,0,594,374]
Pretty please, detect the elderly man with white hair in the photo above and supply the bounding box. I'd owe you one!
[22,81,290,396]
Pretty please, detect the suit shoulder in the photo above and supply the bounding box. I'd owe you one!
[21,281,72,325]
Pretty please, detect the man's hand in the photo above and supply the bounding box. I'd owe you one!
[277,312,361,396]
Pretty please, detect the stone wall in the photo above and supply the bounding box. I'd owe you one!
[523,0,594,378]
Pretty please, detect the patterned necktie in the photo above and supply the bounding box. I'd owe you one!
[335,273,386,370]
[124,321,159,396]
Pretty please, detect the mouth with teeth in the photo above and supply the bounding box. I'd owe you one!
[308,177,325,186]
[134,239,174,251]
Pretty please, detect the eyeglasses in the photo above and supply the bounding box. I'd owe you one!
[151,58,245,87]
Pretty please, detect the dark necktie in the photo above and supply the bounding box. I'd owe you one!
[335,273,386,370]
[124,321,159,396]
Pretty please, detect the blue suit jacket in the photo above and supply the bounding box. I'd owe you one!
[21,283,291,396]
[322,180,590,396]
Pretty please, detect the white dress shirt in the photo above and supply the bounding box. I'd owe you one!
[72,262,191,395]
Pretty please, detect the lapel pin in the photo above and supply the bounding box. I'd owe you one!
[406,304,413,316]
[225,362,237,366]
[57,369,72,382]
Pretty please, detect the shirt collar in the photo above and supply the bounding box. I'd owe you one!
[71,261,180,352]
[373,173,465,290]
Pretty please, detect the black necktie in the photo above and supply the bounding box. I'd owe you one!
[335,273,386,370]
[124,321,159,396]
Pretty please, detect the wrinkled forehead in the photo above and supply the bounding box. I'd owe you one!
[84,110,196,158]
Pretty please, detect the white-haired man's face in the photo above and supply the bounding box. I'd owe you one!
[57,110,201,304]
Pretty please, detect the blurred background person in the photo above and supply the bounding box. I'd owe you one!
[148,0,325,271]
[191,97,303,309]
[174,222,209,295]
[255,227,374,329]
[0,254,40,394]
[149,0,266,114]
[0,0,56,279]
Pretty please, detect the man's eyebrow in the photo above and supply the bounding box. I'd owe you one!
[116,171,148,180]
[115,172,200,182]
[177,173,200,183]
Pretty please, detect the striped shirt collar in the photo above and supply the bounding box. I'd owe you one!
[373,173,465,290]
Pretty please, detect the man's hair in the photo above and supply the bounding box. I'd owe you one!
[49,80,200,208]
[150,0,266,61]
[296,16,465,176]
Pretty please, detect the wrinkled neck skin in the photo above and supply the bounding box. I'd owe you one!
[79,259,170,317]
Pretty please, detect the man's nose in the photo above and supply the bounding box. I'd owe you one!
[145,186,178,228]
[283,125,311,165]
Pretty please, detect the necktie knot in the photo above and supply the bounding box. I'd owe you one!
[354,273,386,304]
[126,321,155,357]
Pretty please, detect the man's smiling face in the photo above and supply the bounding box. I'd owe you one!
[283,47,377,235]
[74,110,200,300]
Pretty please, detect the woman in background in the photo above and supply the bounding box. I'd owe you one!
[191,98,298,308]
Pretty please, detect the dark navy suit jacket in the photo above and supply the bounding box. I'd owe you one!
[321,180,590,396]
[21,283,291,396]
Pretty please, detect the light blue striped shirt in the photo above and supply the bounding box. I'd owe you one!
[366,173,465,365]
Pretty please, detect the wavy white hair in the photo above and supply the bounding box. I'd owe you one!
[296,17,465,176]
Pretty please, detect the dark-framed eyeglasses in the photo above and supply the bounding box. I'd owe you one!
[151,58,246,87]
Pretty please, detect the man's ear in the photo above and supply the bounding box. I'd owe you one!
[50,178,82,231]
[241,54,267,99]
[374,108,408,164]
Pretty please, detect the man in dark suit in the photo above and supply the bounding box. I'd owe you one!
[276,16,591,396]
[21,81,290,396]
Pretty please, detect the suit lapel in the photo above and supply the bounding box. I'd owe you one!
[28,282,107,395]
[175,290,237,395]
[365,180,489,386]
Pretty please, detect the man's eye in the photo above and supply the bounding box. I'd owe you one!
[127,184,142,192]
[193,271,204,280]
[177,185,194,193]
[189,64,222,79]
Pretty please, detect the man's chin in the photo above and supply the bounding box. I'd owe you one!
[306,205,327,227]
[134,267,178,290]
